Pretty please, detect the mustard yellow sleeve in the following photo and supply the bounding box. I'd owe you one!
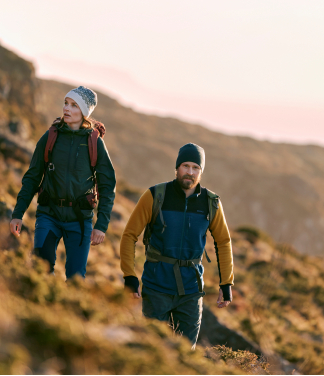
[120,189,153,278]
[209,200,234,286]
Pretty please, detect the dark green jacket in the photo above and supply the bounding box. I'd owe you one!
[12,123,116,233]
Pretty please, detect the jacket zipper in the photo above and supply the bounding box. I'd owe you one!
[179,197,188,260]
[65,133,74,199]
[74,145,80,169]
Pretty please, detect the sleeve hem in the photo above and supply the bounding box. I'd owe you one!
[220,284,232,302]
[124,276,140,293]
[11,213,23,220]
[94,222,108,233]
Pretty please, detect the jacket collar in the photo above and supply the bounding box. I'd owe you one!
[172,179,201,199]
[56,122,91,136]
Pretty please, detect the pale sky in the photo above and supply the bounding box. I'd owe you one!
[1,0,323,145]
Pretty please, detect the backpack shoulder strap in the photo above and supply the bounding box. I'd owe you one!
[143,182,167,246]
[44,125,58,163]
[151,182,167,227]
[88,128,100,168]
[206,189,220,227]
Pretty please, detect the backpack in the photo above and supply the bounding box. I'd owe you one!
[37,119,106,246]
[143,182,220,262]
[42,117,105,201]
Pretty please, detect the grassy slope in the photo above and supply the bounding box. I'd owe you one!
[1,181,268,374]
[1,157,324,373]
[203,227,324,374]
[1,45,324,374]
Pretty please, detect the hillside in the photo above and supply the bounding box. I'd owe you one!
[37,79,324,256]
[1,43,324,374]
[2,184,324,374]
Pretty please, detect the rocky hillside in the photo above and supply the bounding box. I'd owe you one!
[1,44,324,374]
[37,79,324,256]
[1,182,324,374]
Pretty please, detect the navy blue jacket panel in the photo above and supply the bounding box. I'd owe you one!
[142,180,210,295]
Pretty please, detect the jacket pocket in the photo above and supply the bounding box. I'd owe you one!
[75,145,90,171]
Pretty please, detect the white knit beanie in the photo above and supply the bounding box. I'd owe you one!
[65,86,97,117]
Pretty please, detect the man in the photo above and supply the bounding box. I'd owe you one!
[120,143,233,349]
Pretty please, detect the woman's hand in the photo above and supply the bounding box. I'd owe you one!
[10,219,22,238]
[91,229,105,245]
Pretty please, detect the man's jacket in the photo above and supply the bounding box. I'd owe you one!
[120,180,234,299]
[12,123,116,233]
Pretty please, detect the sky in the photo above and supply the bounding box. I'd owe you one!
[1,0,323,145]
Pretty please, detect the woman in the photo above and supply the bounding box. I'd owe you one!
[10,86,116,278]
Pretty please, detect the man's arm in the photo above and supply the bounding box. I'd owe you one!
[120,189,153,293]
[209,200,234,303]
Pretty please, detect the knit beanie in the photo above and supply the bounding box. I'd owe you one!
[176,143,205,172]
[65,86,97,117]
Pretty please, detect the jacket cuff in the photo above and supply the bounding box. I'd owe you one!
[93,222,108,233]
[124,276,140,293]
[11,212,23,220]
[220,284,232,302]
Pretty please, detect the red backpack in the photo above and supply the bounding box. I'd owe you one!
[43,117,105,204]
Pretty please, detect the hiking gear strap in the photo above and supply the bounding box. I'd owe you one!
[88,128,99,167]
[143,182,167,245]
[146,244,202,296]
[88,128,100,200]
[206,189,219,227]
[44,126,58,163]
[204,249,211,263]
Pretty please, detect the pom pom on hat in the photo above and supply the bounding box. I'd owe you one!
[65,86,97,117]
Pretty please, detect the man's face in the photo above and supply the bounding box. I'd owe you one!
[176,162,202,190]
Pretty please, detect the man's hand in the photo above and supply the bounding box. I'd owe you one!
[10,219,22,238]
[132,286,141,299]
[217,288,231,308]
[91,229,105,245]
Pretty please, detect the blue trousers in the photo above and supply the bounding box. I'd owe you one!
[142,285,204,349]
[34,213,92,278]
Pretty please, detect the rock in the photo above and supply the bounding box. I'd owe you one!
[198,305,261,355]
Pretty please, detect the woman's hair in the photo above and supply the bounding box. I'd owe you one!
[81,116,96,129]
[56,116,95,129]
[54,116,105,137]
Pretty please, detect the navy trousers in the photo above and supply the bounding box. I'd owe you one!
[34,213,92,278]
[142,285,204,349]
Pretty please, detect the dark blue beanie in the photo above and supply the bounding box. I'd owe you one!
[175,143,205,172]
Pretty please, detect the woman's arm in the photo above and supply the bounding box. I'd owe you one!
[11,131,49,220]
[93,137,116,233]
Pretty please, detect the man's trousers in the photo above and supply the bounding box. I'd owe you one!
[142,285,204,349]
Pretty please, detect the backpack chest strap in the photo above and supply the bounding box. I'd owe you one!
[146,244,202,295]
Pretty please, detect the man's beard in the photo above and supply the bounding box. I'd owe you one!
[176,173,201,190]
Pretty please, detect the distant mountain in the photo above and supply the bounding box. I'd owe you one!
[35,55,324,146]
[37,79,324,256]
[1,43,323,255]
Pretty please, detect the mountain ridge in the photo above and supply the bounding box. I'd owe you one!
[1,43,324,374]
[37,78,324,256]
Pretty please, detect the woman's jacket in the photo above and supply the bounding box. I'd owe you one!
[12,123,116,233]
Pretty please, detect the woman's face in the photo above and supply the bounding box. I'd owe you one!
[63,97,83,125]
